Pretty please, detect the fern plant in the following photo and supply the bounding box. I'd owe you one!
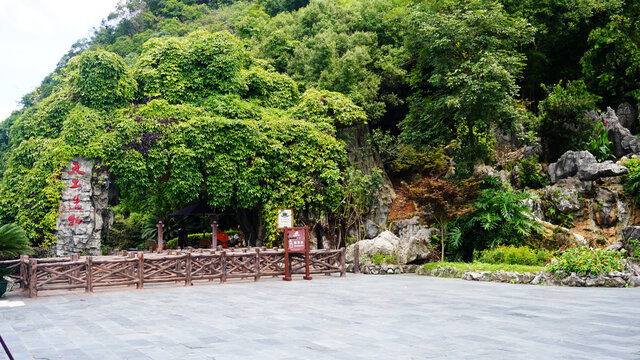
[448,189,542,261]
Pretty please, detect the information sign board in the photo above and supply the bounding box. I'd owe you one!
[287,228,306,252]
[277,209,293,229]
[283,226,312,281]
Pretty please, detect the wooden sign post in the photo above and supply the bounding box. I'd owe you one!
[283,226,311,281]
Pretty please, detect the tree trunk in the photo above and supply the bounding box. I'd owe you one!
[440,223,445,262]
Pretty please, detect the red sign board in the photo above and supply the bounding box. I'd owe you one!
[287,229,306,252]
[283,226,312,281]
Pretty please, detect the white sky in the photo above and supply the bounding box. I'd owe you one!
[0,0,121,121]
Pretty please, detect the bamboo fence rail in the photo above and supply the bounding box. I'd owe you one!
[0,247,346,298]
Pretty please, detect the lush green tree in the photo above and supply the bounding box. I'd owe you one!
[241,63,299,109]
[400,0,534,172]
[134,30,246,102]
[499,0,622,103]
[537,80,601,161]
[259,0,309,16]
[582,6,640,106]
[69,49,137,109]
[292,89,367,127]
[0,138,72,247]
[251,0,408,124]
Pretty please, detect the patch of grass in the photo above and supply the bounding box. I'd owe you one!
[422,262,544,274]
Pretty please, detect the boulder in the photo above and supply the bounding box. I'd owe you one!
[548,150,628,183]
[561,273,586,287]
[391,217,437,264]
[576,160,629,180]
[617,102,638,134]
[548,151,596,183]
[346,229,433,265]
[621,226,640,241]
[603,276,627,287]
[544,184,582,214]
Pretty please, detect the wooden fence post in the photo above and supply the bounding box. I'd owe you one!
[28,259,37,298]
[69,254,78,287]
[354,243,360,274]
[185,253,192,286]
[86,256,93,293]
[20,255,28,291]
[221,251,227,284]
[254,248,260,282]
[340,247,346,277]
[137,252,144,289]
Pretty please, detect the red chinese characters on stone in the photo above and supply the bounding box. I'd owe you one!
[68,195,83,211]
[70,179,81,189]
[67,215,83,226]
[68,162,85,175]
[64,160,87,227]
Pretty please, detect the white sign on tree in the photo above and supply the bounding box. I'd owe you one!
[277,209,293,229]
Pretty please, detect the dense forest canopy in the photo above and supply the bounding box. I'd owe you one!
[2,0,640,252]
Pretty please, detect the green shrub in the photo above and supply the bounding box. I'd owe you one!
[104,213,143,250]
[547,246,624,275]
[389,144,451,177]
[623,158,640,172]
[627,239,640,259]
[167,233,213,249]
[623,160,640,204]
[476,245,553,266]
[517,156,549,189]
[587,121,615,162]
[422,261,544,274]
[369,253,396,266]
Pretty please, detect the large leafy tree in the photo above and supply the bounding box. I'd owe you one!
[400,0,534,172]
[0,29,370,248]
[499,0,622,103]
[581,5,640,106]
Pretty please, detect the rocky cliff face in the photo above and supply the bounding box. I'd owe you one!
[306,125,396,249]
[55,157,115,256]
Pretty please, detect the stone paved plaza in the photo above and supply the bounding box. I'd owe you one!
[1,274,639,359]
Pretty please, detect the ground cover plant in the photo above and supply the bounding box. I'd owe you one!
[547,246,624,275]
[475,245,553,266]
[422,262,544,274]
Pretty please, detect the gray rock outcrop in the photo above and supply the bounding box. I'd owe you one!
[544,182,583,215]
[617,102,638,134]
[588,107,640,157]
[592,188,619,228]
[622,226,640,241]
[548,150,628,183]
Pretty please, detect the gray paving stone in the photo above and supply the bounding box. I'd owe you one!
[1,275,640,359]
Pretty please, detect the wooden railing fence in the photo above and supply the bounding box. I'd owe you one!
[0,247,346,298]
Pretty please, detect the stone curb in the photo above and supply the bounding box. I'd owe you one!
[346,261,640,287]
